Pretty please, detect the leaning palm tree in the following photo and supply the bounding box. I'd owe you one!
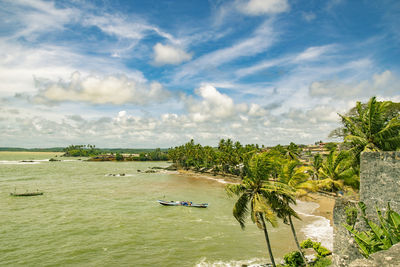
[278,160,317,265]
[226,152,297,267]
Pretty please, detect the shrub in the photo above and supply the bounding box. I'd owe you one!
[283,251,305,267]
[300,238,332,258]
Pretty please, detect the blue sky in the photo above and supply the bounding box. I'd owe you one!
[0,0,399,148]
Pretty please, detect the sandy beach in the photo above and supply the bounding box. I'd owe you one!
[309,193,335,225]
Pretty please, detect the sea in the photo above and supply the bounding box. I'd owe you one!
[0,152,332,266]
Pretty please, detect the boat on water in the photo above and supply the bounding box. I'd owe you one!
[10,192,44,197]
[157,200,208,208]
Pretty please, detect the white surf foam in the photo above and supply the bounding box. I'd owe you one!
[196,257,268,267]
[295,200,333,250]
[0,160,40,165]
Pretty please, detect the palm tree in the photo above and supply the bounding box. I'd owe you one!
[318,150,356,193]
[226,152,297,267]
[311,153,323,180]
[286,142,300,160]
[339,96,400,158]
[278,159,317,265]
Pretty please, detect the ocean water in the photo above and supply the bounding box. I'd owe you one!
[0,152,332,266]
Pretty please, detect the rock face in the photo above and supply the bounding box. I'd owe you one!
[332,198,363,267]
[332,152,400,267]
[359,152,400,216]
[348,243,400,267]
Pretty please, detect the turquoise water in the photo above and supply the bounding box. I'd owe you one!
[0,152,330,266]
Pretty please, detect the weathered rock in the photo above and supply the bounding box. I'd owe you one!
[348,243,400,267]
[332,152,400,267]
[164,164,177,171]
[360,152,400,218]
[332,198,363,267]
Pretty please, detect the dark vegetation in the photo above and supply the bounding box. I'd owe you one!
[343,202,400,258]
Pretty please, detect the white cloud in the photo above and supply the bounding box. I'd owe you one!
[83,13,178,45]
[294,45,335,62]
[34,71,170,105]
[2,0,79,40]
[153,43,192,65]
[309,70,400,99]
[185,85,236,122]
[238,0,290,16]
[248,103,268,117]
[174,20,276,81]
[235,44,336,78]
[302,12,316,22]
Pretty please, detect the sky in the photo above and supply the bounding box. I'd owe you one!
[0,0,399,148]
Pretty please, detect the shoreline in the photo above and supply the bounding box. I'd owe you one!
[176,169,335,225]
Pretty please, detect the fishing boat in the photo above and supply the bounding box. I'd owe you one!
[10,191,44,197]
[157,200,208,208]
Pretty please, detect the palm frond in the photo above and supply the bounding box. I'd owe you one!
[252,194,278,228]
[232,192,250,229]
[225,183,246,197]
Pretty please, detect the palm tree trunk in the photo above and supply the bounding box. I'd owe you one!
[258,213,276,267]
[288,214,308,266]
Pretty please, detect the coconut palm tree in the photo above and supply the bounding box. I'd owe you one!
[226,152,297,267]
[339,96,400,157]
[278,160,317,265]
[311,153,323,180]
[318,150,356,193]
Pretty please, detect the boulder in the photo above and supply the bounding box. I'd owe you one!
[349,243,400,267]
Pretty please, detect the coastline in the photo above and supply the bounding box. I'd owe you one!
[309,193,335,225]
[176,169,335,225]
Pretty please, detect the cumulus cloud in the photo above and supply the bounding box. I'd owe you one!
[33,71,170,105]
[185,85,236,122]
[309,70,400,99]
[153,43,192,65]
[238,0,290,16]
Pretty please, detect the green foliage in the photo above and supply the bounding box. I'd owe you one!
[324,142,337,152]
[168,139,260,176]
[283,251,304,267]
[318,150,359,192]
[345,205,358,229]
[300,239,332,258]
[343,201,400,258]
[225,152,299,266]
[311,257,332,267]
[336,97,400,164]
[115,153,124,161]
[63,144,101,157]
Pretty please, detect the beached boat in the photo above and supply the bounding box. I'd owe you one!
[10,192,44,197]
[157,200,208,208]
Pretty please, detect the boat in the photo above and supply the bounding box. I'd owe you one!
[10,192,44,197]
[157,200,208,208]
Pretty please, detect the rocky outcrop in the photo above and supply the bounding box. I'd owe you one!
[348,243,400,267]
[332,152,400,267]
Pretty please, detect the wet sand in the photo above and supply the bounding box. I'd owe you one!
[309,193,335,225]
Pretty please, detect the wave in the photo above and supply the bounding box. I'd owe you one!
[295,200,333,250]
[196,257,270,267]
[0,160,41,165]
